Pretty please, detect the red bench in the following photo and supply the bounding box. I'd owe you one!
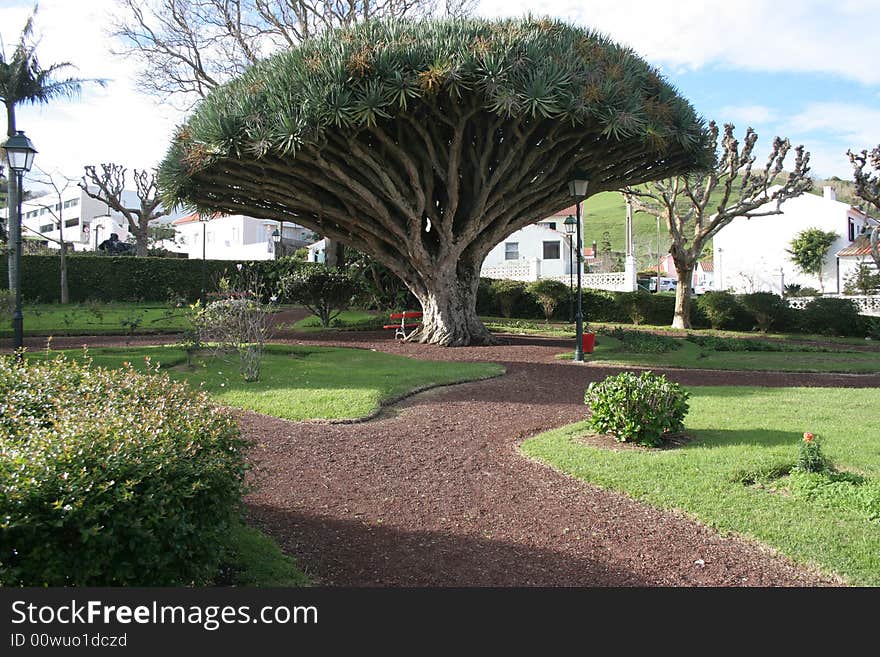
[383,311,423,340]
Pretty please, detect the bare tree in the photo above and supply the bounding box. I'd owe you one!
[626,122,812,329]
[110,0,475,105]
[80,164,167,256]
[25,167,79,303]
[847,146,880,269]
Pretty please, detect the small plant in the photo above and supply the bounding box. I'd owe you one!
[193,275,274,382]
[794,431,829,474]
[280,265,359,327]
[584,371,690,447]
[844,261,880,296]
[527,279,570,323]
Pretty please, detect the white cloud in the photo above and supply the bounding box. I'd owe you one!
[477,0,880,85]
[1,0,183,183]
[717,104,777,125]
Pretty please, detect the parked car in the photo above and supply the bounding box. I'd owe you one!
[658,278,677,292]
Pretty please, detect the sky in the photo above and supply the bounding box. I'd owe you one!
[2,0,880,190]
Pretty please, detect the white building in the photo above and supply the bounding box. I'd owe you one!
[713,186,873,294]
[481,207,586,280]
[8,185,143,252]
[168,212,314,260]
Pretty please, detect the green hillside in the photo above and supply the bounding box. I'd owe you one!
[579,177,860,270]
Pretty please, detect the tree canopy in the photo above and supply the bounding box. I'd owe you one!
[159,17,713,345]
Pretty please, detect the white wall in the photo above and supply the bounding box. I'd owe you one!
[19,186,154,252]
[713,188,869,294]
[168,214,310,260]
[482,222,576,279]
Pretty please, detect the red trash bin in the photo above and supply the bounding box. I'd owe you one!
[582,332,596,354]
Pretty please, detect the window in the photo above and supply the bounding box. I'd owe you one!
[504,242,519,260]
[39,223,54,233]
[40,208,49,215]
[848,218,856,242]
[546,222,556,230]
[206,231,215,244]
[231,226,240,243]
[542,241,561,260]
[64,217,79,228]
[63,198,79,209]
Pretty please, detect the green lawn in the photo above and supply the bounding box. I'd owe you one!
[35,343,504,421]
[224,521,311,586]
[2,301,188,336]
[571,333,880,373]
[522,386,880,585]
[288,309,384,332]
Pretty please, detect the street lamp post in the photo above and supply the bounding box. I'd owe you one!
[199,216,208,303]
[568,170,589,362]
[271,228,281,260]
[2,131,38,353]
[563,214,577,323]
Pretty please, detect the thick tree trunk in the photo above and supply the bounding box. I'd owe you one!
[672,264,695,329]
[411,262,495,347]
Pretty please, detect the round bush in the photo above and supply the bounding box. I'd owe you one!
[739,292,790,333]
[798,297,864,336]
[0,355,248,586]
[694,291,752,330]
[584,371,689,447]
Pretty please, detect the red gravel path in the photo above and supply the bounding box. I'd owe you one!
[241,330,870,586]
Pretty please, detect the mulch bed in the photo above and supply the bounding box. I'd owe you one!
[8,324,872,586]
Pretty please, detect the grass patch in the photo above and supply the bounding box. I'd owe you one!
[31,343,504,421]
[221,522,310,586]
[558,332,880,373]
[2,301,188,336]
[287,310,384,332]
[522,386,880,585]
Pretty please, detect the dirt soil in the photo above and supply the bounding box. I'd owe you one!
[8,323,872,586]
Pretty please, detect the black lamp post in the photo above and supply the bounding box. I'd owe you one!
[568,170,589,362]
[271,228,281,260]
[563,214,577,323]
[2,130,37,352]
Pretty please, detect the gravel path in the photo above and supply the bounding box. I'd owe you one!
[242,331,866,586]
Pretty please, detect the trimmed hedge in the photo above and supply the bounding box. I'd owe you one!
[0,354,248,586]
[0,255,308,303]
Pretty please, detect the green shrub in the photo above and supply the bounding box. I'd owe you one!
[695,291,746,330]
[798,297,864,336]
[528,279,570,322]
[739,292,790,332]
[489,279,526,318]
[0,255,306,304]
[584,371,689,447]
[281,265,360,327]
[685,334,837,353]
[0,355,248,586]
[602,327,680,353]
[608,291,676,326]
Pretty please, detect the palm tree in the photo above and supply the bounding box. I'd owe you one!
[0,5,106,287]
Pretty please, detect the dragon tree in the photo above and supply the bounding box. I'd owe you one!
[158,17,712,345]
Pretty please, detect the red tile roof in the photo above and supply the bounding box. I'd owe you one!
[837,235,876,257]
[173,211,224,225]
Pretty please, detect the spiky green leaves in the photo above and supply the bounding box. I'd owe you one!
[162,15,710,203]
